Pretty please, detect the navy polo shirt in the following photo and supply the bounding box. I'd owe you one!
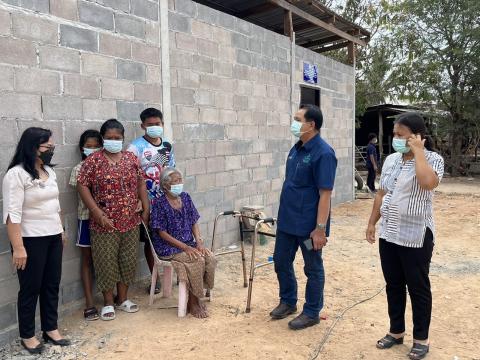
[277,134,337,237]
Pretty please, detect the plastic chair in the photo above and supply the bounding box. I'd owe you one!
[141,222,188,317]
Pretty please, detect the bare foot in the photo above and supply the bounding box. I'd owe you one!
[188,295,209,318]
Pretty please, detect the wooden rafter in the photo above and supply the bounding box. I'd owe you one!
[267,0,366,46]
[236,3,276,18]
[284,10,293,38]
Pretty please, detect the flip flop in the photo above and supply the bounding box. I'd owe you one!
[100,305,115,321]
[83,307,99,321]
[116,299,139,313]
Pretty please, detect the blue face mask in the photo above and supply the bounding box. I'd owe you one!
[290,120,303,137]
[103,140,123,154]
[146,126,164,139]
[170,184,184,196]
[83,148,101,157]
[392,138,410,154]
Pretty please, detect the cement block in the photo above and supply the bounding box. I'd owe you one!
[43,96,83,120]
[131,0,159,21]
[12,13,57,44]
[3,0,49,13]
[169,11,191,33]
[82,53,115,77]
[145,21,160,45]
[175,105,199,123]
[196,174,216,192]
[99,33,131,59]
[0,10,11,36]
[175,32,196,51]
[117,60,146,81]
[0,65,14,91]
[99,0,129,12]
[0,93,41,119]
[64,120,103,144]
[60,24,98,52]
[79,1,114,30]
[132,42,160,65]
[191,19,212,39]
[171,87,195,105]
[14,68,61,95]
[102,78,134,100]
[195,90,215,106]
[40,46,80,73]
[50,0,78,21]
[194,142,216,157]
[196,2,218,25]
[175,0,197,17]
[192,55,213,73]
[64,74,100,99]
[0,37,36,66]
[236,49,252,66]
[83,99,117,121]
[234,18,251,36]
[177,70,200,88]
[215,93,233,110]
[231,33,249,50]
[115,14,145,39]
[17,120,64,144]
[134,83,162,103]
[116,100,145,122]
[0,277,18,305]
[146,65,162,83]
[185,158,206,176]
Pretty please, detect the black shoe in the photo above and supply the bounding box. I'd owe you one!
[269,302,297,319]
[288,313,320,330]
[20,340,44,355]
[42,332,71,346]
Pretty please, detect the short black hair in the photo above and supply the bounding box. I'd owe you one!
[300,104,323,130]
[100,119,124,137]
[395,112,434,150]
[140,108,163,123]
[79,129,103,160]
[8,127,53,179]
[368,133,377,142]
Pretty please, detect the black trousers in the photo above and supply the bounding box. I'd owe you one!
[16,234,63,338]
[379,228,434,341]
[367,164,376,191]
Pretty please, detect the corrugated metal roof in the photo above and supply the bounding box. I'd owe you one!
[193,0,370,52]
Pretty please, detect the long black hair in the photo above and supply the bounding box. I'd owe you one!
[8,127,52,179]
[395,112,434,151]
[79,129,103,160]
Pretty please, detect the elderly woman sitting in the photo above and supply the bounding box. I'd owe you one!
[150,167,216,318]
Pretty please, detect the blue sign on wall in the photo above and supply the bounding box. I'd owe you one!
[303,62,318,84]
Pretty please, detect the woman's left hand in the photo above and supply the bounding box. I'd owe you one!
[197,244,213,256]
[407,134,425,155]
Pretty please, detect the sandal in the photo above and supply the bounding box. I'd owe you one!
[376,334,404,349]
[146,284,161,295]
[83,307,99,321]
[116,299,139,313]
[408,343,429,359]
[100,305,116,321]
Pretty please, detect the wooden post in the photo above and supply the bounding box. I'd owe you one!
[378,110,384,160]
[284,10,293,38]
[347,41,356,65]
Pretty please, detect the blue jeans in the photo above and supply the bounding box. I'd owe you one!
[273,230,324,319]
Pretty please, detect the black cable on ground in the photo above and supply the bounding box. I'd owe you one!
[309,285,386,360]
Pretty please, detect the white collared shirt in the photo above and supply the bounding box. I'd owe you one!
[379,150,444,248]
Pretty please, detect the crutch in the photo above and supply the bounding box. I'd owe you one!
[245,217,276,313]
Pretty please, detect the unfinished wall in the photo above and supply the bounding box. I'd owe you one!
[0,0,354,344]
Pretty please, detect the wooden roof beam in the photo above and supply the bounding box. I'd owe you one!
[298,35,343,47]
[267,0,366,46]
[315,41,350,53]
[236,3,277,18]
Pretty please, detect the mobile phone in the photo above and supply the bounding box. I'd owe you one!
[303,238,314,251]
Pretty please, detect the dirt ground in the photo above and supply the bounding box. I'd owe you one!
[4,178,480,360]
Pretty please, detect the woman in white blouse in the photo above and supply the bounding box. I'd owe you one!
[2,128,71,354]
[365,113,444,360]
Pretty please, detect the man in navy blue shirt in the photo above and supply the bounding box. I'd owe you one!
[366,133,379,192]
[271,105,337,330]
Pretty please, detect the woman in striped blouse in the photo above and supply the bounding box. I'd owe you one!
[366,112,444,360]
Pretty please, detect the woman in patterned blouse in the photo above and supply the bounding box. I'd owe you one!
[77,119,150,321]
[150,167,216,318]
[366,113,444,360]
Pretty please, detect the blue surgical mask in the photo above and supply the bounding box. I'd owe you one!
[392,138,410,154]
[170,184,184,196]
[83,148,101,157]
[290,120,303,137]
[146,126,163,139]
[103,139,123,154]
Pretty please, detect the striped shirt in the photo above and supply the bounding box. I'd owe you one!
[379,150,444,248]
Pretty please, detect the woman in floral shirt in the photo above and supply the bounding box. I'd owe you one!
[77,119,149,321]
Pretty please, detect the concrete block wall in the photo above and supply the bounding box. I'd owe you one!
[0,0,161,344]
[0,0,355,344]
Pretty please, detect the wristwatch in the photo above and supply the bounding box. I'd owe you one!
[316,223,326,231]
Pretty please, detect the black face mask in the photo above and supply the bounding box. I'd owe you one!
[39,149,54,165]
